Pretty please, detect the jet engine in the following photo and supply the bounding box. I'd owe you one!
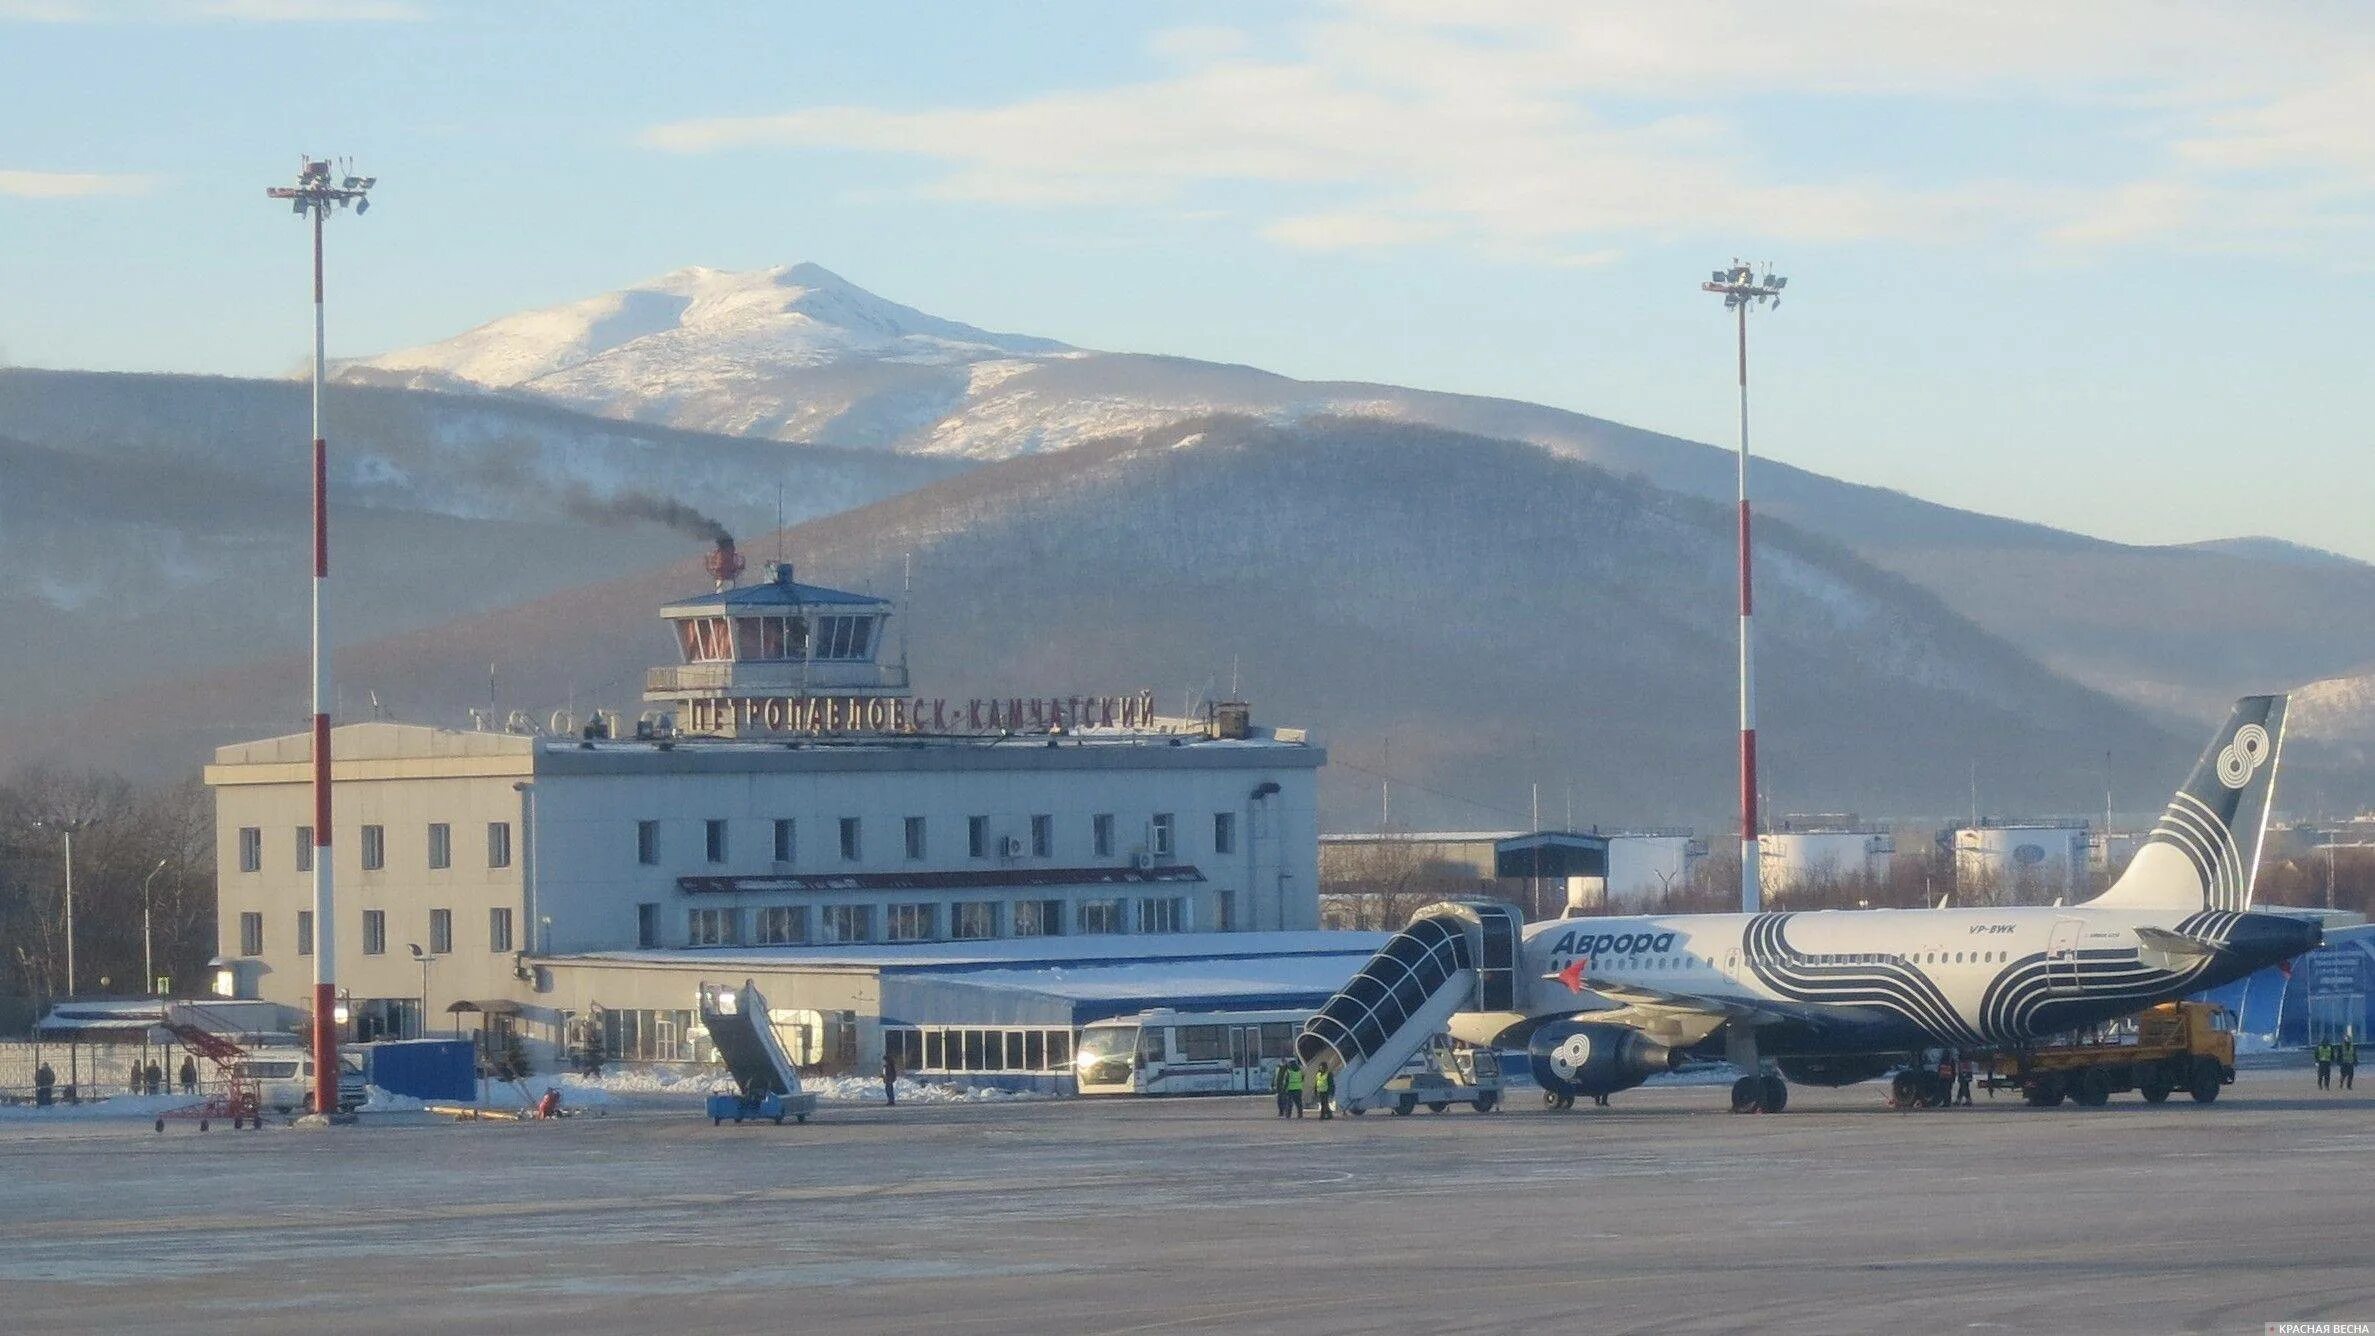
[1774,1055,1895,1088]
[1527,1022,1680,1100]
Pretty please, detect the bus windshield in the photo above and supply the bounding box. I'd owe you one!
[1076,1025,1138,1063]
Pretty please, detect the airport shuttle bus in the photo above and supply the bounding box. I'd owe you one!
[1075,1008,1308,1096]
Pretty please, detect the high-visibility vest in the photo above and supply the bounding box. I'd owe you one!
[1315,1067,1332,1094]
[2346,1042,2360,1065]
[1285,1066,1304,1092]
[2316,1043,2333,1062]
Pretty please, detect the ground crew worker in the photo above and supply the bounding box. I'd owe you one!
[882,1051,899,1107]
[1937,1052,1957,1105]
[1313,1064,1334,1120]
[1955,1056,1974,1106]
[179,1055,197,1094]
[1285,1061,1305,1118]
[2343,1034,2359,1092]
[144,1061,163,1095]
[2315,1039,2334,1089]
[33,1062,53,1108]
[1272,1061,1293,1117]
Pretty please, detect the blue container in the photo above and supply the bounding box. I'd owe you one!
[363,1040,477,1101]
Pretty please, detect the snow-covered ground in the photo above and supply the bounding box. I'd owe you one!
[0,1092,208,1121]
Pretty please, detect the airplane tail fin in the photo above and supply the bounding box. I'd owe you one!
[2091,695,2287,914]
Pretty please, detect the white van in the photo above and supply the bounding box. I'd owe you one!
[232,1052,365,1114]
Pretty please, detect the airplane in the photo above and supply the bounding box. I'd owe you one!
[1300,696,2323,1114]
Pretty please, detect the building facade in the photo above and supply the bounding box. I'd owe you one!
[207,561,1324,1072]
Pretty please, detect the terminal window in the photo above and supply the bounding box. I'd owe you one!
[362,909,387,956]
[1030,814,1053,858]
[687,907,741,947]
[821,904,873,943]
[839,817,862,862]
[295,827,313,874]
[886,903,936,942]
[951,902,997,940]
[1077,899,1124,935]
[239,912,263,956]
[297,910,313,956]
[705,819,729,864]
[428,823,452,871]
[486,822,512,869]
[773,818,796,865]
[1150,813,1175,858]
[905,816,927,861]
[489,907,514,953]
[968,815,989,858]
[754,905,807,945]
[361,825,385,871]
[892,1026,1073,1076]
[1137,896,1184,934]
[430,907,452,954]
[637,821,660,866]
[637,903,660,948]
[1213,812,1236,855]
[237,827,261,873]
[1012,899,1063,937]
[1093,813,1115,858]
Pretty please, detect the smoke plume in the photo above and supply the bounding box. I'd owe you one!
[564,487,730,545]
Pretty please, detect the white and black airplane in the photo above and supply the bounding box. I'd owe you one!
[1302,696,2322,1113]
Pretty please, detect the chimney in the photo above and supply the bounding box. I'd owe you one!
[703,536,745,591]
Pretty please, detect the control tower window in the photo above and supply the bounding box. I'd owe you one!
[813,615,877,661]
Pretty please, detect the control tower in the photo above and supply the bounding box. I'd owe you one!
[644,547,909,736]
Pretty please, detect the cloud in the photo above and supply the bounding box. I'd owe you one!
[0,169,156,198]
[640,1,2375,261]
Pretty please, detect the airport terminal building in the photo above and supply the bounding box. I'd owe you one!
[207,559,1327,1079]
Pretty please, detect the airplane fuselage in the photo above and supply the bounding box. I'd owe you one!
[1513,903,2315,1059]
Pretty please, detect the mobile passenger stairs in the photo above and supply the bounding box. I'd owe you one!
[1298,900,1524,1116]
[154,1001,263,1133]
[696,980,818,1126]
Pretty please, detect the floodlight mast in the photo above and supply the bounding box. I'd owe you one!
[263,156,372,1120]
[1699,261,1787,914]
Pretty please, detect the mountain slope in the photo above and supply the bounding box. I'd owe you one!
[0,369,961,716]
[18,416,2208,832]
[347,265,2375,727]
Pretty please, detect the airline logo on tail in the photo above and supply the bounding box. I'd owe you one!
[2097,695,2287,915]
[2217,724,2272,789]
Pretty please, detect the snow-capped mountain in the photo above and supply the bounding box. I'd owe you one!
[343,263,1077,445]
[347,263,2375,731]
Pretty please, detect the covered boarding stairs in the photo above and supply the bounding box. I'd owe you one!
[1296,900,1522,1106]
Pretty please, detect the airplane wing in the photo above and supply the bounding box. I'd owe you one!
[1544,959,1786,1025]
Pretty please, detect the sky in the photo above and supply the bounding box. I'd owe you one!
[5,0,2374,557]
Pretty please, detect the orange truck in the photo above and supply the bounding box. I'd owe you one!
[1992,1001,2237,1107]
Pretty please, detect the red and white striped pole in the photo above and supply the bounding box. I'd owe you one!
[1735,297,1759,915]
[1701,262,1786,914]
[268,158,371,1118]
[307,199,338,1118]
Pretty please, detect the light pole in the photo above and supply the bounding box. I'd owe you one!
[266,155,374,1119]
[408,944,437,1040]
[32,817,99,997]
[1700,260,1788,914]
[141,858,167,995]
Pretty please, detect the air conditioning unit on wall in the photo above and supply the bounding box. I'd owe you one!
[999,835,1025,858]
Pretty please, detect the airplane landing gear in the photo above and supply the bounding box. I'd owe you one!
[1730,1073,1787,1113]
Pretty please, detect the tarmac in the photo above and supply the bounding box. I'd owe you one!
[0,1066,2369,1335]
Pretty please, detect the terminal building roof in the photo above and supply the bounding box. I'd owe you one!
[548,929,1387,975]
